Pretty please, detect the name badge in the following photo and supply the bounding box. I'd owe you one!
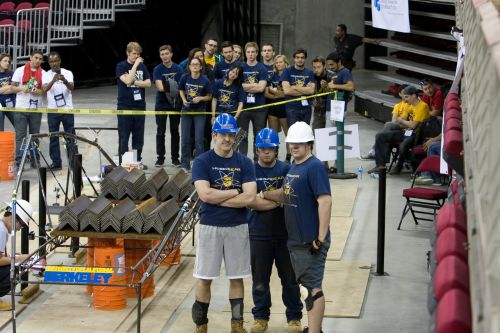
[404,129,413,137]
[133,89,142,101]
[246,93,255,104]
[29,99,38,109]
[5,98,14,108]
[301,99,309,107]
[54,93,66,107]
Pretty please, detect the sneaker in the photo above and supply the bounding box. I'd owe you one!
[250,319,268,332]
[360,149,375,160]
[172,159,181,167]
[415,177,433,185]
[231,319,248,333]
[0,300,12,311]
[155,159,164,167]
[49,163,62,171]
[194,323,208,333]
[288,319,302,333]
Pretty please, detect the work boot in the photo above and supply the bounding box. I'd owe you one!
[194,323,207,333]
[231,319,248,333]
[288,320,302,333]
[250,319,268,332]
[0,300,12,311]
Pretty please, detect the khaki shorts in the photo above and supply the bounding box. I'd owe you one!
[194,224,251,280]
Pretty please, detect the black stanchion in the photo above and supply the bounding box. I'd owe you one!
[376,166,387,276]
[39,167,47,260]
[70,154,82,256]
[20,180,30,290]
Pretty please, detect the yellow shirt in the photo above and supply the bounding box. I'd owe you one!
[408,99,430,122]
[392,101,411,119]
[204,54,216,68]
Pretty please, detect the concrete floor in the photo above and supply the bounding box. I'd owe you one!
[0,72,432,332]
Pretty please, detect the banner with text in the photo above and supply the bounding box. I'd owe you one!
[372,0,410,33]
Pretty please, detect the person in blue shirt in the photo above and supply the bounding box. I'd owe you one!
[179,57,212,171]
[152,44,183,168]
[115,42,151,164]
[0,54,17,131]
[325,52,355,115]
[211,63,245,121]
[261,121,332,333]
[247,128,303,333]
[191,113,256,333]
[282,48,316,127]
[239,42,269,160]
[260,43,275,81]
[213,41,237,80]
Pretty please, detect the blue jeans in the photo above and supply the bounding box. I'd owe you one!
[117,113,145,161]
[421,140,442,179]
[48,113,75,166]
[250,239,302,321]
[14,112,42,165]
[286,107,312,127]
[181,114,206,169]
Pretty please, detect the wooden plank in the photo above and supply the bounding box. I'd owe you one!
[328,217,354,261]
[370,56,455,80]
[331,182,358,217]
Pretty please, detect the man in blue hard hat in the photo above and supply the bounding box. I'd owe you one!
[248,128,303,333]
[191,113,257,333]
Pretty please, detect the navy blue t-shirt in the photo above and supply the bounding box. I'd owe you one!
[192,150,256,227]
[152,62,183,109]
[212,79,245,113]
[116,61,150,109]
[178,73,212,112]
[241,62,268,109]
[326,67,353,112]
[267,71,285,112]
[0,72,15,107]
[281,66,315,111]
[282,155,331,247]
[213,61,234,80]
[263,63,274,82]
[248,160,290,240]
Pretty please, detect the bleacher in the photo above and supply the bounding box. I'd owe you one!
[0,0,145,68]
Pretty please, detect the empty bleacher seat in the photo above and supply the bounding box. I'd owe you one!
[444,129,463,158]
[0,18,14,25]
[436,288,472,333]
[16,18,30,30]
[445,117,461,132]
[0,2,15,14]
[436,227,468,264]
[435,203,467,235]
[434,255,469,300]
[14,1,32,12]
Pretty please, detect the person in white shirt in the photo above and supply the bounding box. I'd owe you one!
[42,51,76,170]
[11,50,45,168]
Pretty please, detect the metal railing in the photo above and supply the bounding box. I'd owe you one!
[115,0,146,6]
[50,0,83,42]
[83,0,115,24]
[13,8,50,69]
[0,23,15,54]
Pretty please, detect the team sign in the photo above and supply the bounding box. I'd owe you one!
[44,266,113,284]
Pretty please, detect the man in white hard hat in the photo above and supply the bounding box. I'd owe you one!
[0,199,33,310]
[260,121,331,333]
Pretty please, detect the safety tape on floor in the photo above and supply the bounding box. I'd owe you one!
[0,90,341,115]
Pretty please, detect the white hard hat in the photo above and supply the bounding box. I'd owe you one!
[6,200,34,226]
[285,121,315,143]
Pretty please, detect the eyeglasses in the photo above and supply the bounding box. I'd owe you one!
[189,63,201,67]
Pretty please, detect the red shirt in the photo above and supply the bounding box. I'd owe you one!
[420,87,443,112]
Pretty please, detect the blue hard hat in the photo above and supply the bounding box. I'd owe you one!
[212,113,239,133]
[255,128,280,147]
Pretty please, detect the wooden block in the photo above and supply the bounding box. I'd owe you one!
[19,285,43,304]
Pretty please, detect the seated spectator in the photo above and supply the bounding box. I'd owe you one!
[368,85,430,174]
[361,84,411,160]
[420,78,443,113]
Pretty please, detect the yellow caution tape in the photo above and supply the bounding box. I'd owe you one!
[0,91,340,115]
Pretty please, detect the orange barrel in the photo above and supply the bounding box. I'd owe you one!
[0,132,15,181]
[86,238,95,295]
[93,245,127,310]
[124,239,155,298]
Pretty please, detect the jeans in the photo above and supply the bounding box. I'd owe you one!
[48,113,75,166]
[0,108,15,131]
[155,108,180,162]
[286,107,312,127]
[250,239,303,322]
[421,140,442,179]
[181,114,206,169]
[117,113,145,161]
[236,110,268,159]
[395,135,416,170]
[14,112,42,165]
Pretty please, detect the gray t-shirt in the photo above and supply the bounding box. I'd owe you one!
[0,221,8,257]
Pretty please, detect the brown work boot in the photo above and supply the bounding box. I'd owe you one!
[0,300,12,311]
[231,319,248,333]
[287,319,302,333]
[194,323,207,333]
[250,319,268,332]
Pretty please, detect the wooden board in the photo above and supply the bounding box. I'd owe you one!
[0,303,27,331]
[330,182,358,217]
[328,216,354,261]
[223,260,371,318]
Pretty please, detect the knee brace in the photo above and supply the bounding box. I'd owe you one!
[192,301,209,325]
[304,288,324,311]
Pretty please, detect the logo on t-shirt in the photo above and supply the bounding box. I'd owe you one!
[212,167,242,190]
[162,72,176,81]
[218,89,235,108]
[244,72,258,84]
[257,175,284,191]
[290,75,307,87]
[186,83,203,102]
[283,174,299,204]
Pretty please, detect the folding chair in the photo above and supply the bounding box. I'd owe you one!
[397,156,449,230]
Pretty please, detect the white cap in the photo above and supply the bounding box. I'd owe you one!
[285,121,315,143]
[6,200,34,226]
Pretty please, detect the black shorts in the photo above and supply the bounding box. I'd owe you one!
[0,265,11,297]
[268,104,286,119]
